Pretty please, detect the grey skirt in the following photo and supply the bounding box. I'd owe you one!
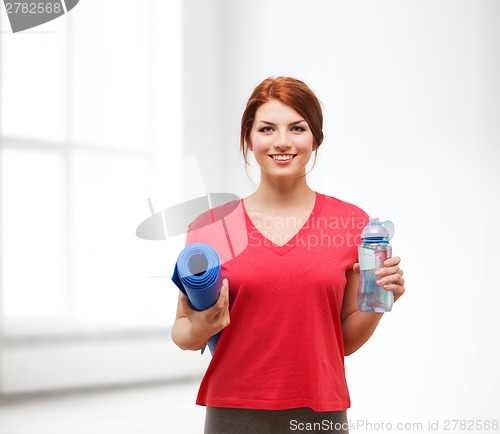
[204,406,349,434]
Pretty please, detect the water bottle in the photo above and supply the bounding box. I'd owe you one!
[358,218,395,312]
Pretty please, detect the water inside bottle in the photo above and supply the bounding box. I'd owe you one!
[358,247,393,312]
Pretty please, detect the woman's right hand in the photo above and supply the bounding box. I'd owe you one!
[179,278,231,344]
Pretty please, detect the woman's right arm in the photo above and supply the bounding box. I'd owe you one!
[171,278,231,351]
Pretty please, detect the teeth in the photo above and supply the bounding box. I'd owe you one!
[272,154,294,161]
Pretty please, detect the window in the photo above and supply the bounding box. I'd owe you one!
[1,0,183,334]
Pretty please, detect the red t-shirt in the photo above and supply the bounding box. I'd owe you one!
[185,192,369,412]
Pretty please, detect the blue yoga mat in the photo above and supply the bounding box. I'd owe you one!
[171,243,223,355]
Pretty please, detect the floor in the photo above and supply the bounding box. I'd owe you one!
[0,380,206,434]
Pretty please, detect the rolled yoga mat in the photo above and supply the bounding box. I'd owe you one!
[171,243,223,355]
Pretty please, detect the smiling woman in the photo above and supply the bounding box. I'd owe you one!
[172,76,406,434]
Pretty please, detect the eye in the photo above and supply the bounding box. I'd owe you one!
[259,126,274,133]
[291,126,305,132]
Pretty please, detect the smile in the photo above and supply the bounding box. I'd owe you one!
[269,154,297,161]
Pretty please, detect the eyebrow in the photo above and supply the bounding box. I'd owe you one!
[256,119,307,126]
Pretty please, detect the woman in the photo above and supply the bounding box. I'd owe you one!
[172,77,405,434]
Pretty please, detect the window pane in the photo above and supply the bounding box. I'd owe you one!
[70,0,152,151]
[0,0,184,333]
[1,149,67,321]
[0,18,67,142]
[70,150,153,327]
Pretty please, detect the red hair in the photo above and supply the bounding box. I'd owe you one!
[240,76,324,166]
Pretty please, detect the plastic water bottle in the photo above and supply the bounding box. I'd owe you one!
[358,218,395,312]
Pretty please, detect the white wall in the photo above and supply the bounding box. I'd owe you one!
[182,0,500,428]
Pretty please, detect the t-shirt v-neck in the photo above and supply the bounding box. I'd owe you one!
[241,191,325,256]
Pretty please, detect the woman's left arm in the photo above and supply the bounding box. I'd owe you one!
[340,256,405,356]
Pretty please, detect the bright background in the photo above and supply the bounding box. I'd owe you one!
[1,0,499,432]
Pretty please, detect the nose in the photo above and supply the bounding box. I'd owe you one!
[274,130,291,151]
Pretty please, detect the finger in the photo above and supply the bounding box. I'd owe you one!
[353,263,360,273]
[215,280,228,304]
[382,282,403,291]
[383,283,405,301]
[383,256,400,267]
[220,280,229,306]
[213,301,231,328]
[216,301,230,323]
[214,283,231,324]
[375,265,403,278]
[222,306,231,327]
[377,275,405,287]
[220,278,228,292]
[205,281,229,320]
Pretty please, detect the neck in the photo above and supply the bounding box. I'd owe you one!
[250,173,315,208]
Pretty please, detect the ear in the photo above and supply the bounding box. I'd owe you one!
[247,140,253,152]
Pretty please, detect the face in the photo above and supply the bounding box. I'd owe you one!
[249,99,316,181]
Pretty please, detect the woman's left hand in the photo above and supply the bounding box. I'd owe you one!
[375,256,405,302]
